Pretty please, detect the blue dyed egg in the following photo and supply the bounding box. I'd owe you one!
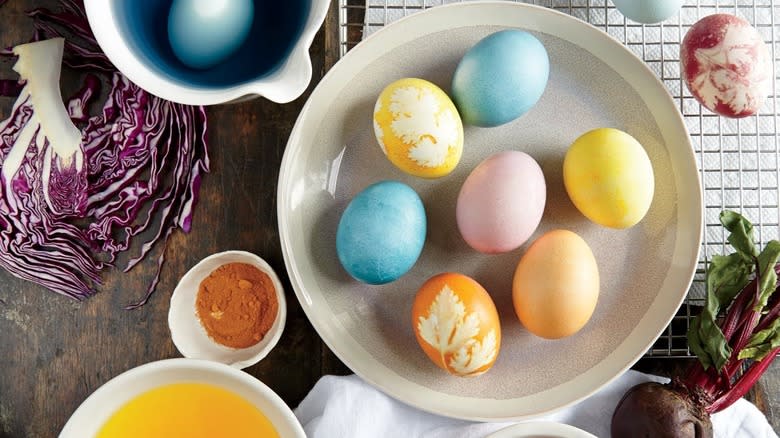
[451,30,549,127]
[612,0,683,24]
[168,0,254,70]
[336,181,427,285]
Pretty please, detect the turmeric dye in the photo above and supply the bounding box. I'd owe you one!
[196,262,278,348]
[96,383,280,438]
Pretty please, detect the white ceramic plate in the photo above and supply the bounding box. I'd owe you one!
[487,422,597,438]
[278,1,701,421]
[59,359,305,437]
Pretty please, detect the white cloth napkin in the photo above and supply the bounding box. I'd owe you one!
[294,371,777,437]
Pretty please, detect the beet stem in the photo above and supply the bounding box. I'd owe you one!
[708,347,780,413]
[687,362,721,398]
[755,285,780,333]
[733,311,762,358]
[722,283,763,385]
[721,275,758,341]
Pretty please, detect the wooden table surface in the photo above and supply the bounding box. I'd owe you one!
[0,1,778,437]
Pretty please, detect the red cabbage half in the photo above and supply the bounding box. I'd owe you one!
[0,1,209,307]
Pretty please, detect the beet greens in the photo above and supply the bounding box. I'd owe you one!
[612,211,780,437]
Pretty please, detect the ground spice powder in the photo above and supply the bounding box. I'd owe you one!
[196,262,278,349]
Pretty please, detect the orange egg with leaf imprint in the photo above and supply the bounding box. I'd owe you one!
[412,273,501,377]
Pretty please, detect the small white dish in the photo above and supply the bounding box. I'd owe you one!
[487,422,597,438]
[168,250,286,369]
[60,358,305,438]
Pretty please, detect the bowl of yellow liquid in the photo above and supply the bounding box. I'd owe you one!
[60,358,305,438]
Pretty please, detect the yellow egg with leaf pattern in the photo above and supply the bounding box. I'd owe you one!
[373,78,464,178]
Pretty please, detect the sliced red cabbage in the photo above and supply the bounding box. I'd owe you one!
[0,39,97,298]
[66,73,99,123]
[82,73,209,308]
[0,1,209,306]
[14,38,87,217]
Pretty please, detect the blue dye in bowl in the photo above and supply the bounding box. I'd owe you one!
[114,0,312,88]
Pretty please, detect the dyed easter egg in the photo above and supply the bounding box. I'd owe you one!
[563,128,654,229]
[611,0,683,24]
[451,30,549,127]
[336,181,426,284]
[681,14,772,118]
[168,0,254,69]
[373,78,464,178]
[456,151,546,254]
[412,273,500,376]
[513,230,600,339]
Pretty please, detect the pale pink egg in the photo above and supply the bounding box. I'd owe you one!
[456,151,546,254]
[681,14,772,118]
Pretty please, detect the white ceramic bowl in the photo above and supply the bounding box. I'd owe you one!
[83,0,330,105]
[168,250,286,369]
[59,358,305,437]
[486,422,597,438]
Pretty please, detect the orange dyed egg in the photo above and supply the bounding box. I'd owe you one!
[512,230,600,339]
[412,273,501,376]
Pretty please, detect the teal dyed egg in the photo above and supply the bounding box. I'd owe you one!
[451,30,549,128]
[336,181,427,285]
[612,0,683,24]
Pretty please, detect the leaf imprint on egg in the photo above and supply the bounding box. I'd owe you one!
[388,86,458,168]
[417,284,498,376]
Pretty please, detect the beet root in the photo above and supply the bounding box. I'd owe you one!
[611,382,713,438]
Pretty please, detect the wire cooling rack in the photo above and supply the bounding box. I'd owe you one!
[338,0,780,357]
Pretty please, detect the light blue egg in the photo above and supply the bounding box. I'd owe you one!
[612,0,683,24]
[451,30,549,128]
[168,0,254,70]
[336,181,427,285]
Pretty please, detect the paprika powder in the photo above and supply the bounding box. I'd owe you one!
[195,262,278,349]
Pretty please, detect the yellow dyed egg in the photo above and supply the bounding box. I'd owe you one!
[512,230,599,339]
[373,78,464,178]
[563,128,654,229]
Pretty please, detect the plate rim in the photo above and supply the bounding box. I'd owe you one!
[278,0,703,421]
[485,421,598,438]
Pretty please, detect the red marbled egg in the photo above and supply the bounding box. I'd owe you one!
[681,14,772,118]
